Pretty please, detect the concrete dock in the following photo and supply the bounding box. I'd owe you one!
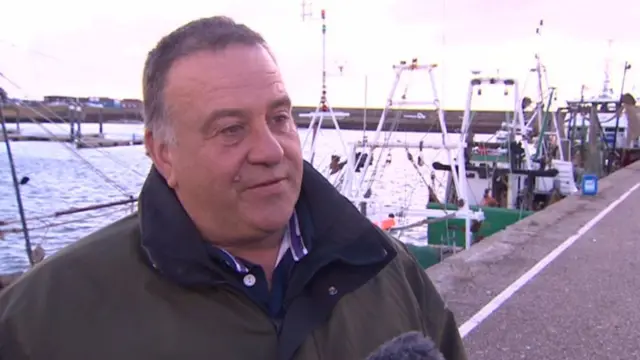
[75,136,144,148]
[0,132,143,148]
[427,161,640,359]
[3,104,519,134]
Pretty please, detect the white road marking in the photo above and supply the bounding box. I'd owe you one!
[458,182,640,338]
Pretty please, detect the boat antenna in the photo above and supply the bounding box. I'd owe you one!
[602,39,614,98]
[299,7,350,166]
[320,9,328,115]
[0,86,35,266]
[534,19,545,134]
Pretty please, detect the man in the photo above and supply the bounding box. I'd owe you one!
[0,17,467,360]
[481,188,498,207]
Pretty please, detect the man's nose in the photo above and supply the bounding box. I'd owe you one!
[247,123,284,166]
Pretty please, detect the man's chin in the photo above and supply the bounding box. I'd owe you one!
[241,203,294,232]
[253,213,292,232]
[239,189,297,228]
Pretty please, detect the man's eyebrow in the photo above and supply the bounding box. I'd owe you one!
[198,96,291,134]
[199,108,246,135]
[269,95,292,110]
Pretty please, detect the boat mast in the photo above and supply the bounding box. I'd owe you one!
[362,75,368,144]
[534,20,545,135]
[601,39,614,98]
[315,8,328,165]
[0,87,35,266]
[299,6,350,168]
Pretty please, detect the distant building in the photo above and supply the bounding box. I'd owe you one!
[121,98,142,110]
[43,95,77,104]
[43,95,143,109]
[19,99,41,106]
[77,96,120,108]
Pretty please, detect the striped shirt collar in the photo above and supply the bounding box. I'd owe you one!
[218,212,308,274]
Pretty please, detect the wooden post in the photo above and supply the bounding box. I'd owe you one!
[15,107,21,133]
[98,108,104,136]
[68,106,75,140]
[76,106,83,139]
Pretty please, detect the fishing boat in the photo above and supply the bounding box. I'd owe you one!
[299,38,602,269]
[559,54,640,173]
[298,17,567,268]
[423,73,568,256]
[301,58,500,269]
[562,92,640,173]
[417,20,579,252]
[418,58,640,263]
[295,20,579,270]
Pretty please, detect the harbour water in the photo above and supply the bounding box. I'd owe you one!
[0,122,481,273]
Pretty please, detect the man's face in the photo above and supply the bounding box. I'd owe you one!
[146,45,303,244]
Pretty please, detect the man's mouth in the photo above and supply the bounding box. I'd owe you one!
[247,178,286,190]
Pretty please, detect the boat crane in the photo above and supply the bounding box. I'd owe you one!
[441,68,577,211]
[334,58,484,250]
[471,75,533,169]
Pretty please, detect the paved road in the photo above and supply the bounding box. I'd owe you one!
[463,181,640,359]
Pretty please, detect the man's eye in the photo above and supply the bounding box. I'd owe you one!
[273,114,290,122]
[220,125,244,135]
[271,114,291,128]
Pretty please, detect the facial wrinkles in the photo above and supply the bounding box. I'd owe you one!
[165,48,282,112]
[213,47,280,92]
[206,73,284,114]
[165,49,292,156]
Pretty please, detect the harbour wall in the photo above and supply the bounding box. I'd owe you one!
[3,104,519,134]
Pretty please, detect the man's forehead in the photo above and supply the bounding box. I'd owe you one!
[167,47,279,88]
[163,47,290,124]
[164,46,285,107]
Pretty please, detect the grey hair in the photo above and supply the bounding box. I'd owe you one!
[142,16,267,143]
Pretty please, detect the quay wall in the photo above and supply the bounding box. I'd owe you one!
[3,104,523,134]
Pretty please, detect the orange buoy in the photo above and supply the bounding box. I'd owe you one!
[374,214,396,231]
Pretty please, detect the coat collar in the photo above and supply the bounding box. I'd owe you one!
[138,161,394,288]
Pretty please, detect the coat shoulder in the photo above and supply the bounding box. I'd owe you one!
[0,213,141,318]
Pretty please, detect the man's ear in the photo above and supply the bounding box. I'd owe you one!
[144,128,177,188]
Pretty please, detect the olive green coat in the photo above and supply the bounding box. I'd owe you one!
[0,164,467,360]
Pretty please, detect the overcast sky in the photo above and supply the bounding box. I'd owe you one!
[1,0,639,109]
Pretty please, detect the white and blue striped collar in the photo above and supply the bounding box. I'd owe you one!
[219,212,308,274]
